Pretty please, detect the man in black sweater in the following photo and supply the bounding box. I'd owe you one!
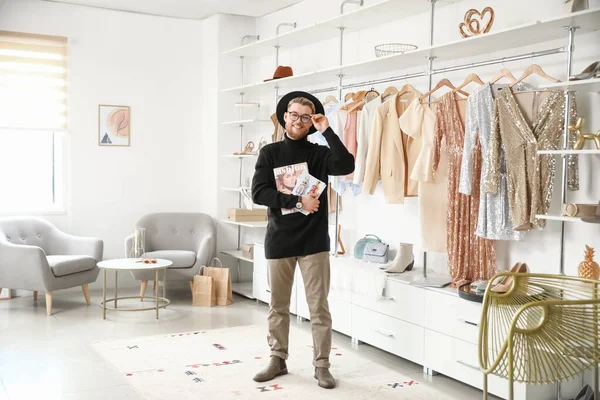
[251,91,354,389]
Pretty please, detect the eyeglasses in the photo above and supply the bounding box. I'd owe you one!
[287,111,312,124]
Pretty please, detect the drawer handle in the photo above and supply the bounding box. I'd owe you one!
[375,328,395,338]
[266,289,271,293]
[456,359,480,371]
[458,318,479,327]
[378,296,395,301]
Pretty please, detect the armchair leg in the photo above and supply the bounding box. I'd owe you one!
[140,280,148,301]
[33,291,38,301]
[82,284,91,305]
[45,292,53,316]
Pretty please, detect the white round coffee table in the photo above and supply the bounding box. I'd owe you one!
[97,258,172,320]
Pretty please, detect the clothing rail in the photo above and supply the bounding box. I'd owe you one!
[297,46,567,97]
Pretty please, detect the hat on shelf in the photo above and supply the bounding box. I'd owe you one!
[264,65,294,82]
[582,201,600,224]
[276,90,324,135]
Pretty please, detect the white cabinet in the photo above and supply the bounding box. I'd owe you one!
[424,289,481,345]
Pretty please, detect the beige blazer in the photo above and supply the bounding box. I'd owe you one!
[362,86,422,203]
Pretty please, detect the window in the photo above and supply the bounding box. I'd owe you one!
[0,30,67,213]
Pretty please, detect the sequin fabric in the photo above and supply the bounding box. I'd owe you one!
[459,83,524,241]
[485,89,578,231]
[432,92,496,287]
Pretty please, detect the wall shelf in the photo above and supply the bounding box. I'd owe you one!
[535,214,583,222]
[221,154,258,159]
[232,282,254,299]
[221,187,251,192]
[222,8,600,95]
[221,219,267,228]
[222,0,460,59]
[221,119,270,126]
[537,149,600,155]
[540,77,600,92]
[221,250,253,263]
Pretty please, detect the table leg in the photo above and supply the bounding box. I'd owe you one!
[103,269,106,320]
[114,270,118,309]
[163,268,167,302]
[155,269,159,319]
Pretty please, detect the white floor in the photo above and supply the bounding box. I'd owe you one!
[0,287,498,400]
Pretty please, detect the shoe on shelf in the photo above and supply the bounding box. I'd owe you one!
[570,61,600,81]
[314,367,336,389]
[253,356,288,382]
[380,243,414,273]
[564,0,589,13]
[574,384,594,400]
[234,141,255,155]
[490,263,529,293]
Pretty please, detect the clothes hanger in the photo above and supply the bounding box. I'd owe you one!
[452,73,484,92]
[365,86,380,101]
[323,95,338,105]
[344,92,355,102]
[352,90,367,102]
[419,78,469,102]
[489,68,517,84]
[509,64,560,88]
[381,85,398,101]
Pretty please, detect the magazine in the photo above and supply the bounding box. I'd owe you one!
[273,162,326,215]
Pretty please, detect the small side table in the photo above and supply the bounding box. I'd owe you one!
[97,258,172,319]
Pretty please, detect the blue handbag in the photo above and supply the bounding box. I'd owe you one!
[354,234,388,262]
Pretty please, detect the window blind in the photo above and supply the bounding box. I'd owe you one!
[0,30,68,130]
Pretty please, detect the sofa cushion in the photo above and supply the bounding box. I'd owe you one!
[142,250,196,269]
[47,255,96,277]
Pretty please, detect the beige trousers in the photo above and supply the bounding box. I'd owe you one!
[267,251,332,368]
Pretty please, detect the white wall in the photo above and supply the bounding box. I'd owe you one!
[0,0,204,288]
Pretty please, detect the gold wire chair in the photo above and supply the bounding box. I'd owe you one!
[478,272,600,400]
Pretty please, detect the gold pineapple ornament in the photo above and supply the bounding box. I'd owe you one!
[578,245,600,280]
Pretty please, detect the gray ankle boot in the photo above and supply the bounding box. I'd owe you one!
[253,356,288,382]
[314,367,336,389]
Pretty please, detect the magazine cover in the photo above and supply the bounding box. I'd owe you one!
[274,162,326,216]
[274,162,308,215]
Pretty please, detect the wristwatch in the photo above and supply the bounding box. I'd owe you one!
[295,196,302,210]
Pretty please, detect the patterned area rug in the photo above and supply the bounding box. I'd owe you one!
[92,324,451,400]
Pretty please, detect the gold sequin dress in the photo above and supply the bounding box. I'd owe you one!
[432,92,496,287]
[485,89,578,231]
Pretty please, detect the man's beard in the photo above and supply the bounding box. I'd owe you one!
[285,121,309,139]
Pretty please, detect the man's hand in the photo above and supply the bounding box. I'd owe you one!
[311,114,329,132]
[301,194,320,213]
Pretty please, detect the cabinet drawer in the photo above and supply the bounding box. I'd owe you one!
[253,271,297,314]
[253,244,267,276]
[296,288,352,337]
[423,329,531,400]
[352,279,424,326]
[351,305,424,365]
[424,290,481,344]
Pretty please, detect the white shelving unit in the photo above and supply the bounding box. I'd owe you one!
[221,250,253,263]
[221,154,258,159]
[231,282,254,299]
[222,0,460,59]
[221,186,252,192]
[220,219,267,229]
[222,8,600,95]
[537,149,600,155]
[540,77,600,92]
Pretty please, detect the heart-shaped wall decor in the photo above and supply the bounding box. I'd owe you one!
[459,7,495,38]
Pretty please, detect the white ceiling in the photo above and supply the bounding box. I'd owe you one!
[42,0,303,20]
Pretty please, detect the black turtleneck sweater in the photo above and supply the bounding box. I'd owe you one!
[252,128,355,259]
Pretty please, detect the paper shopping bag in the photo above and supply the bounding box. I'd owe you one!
[203,258,233,306]
[191,275,216,307]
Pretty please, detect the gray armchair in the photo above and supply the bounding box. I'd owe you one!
[124,213,216,297]
[0,217,103,315]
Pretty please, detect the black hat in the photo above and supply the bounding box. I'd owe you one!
[276,90,325,135]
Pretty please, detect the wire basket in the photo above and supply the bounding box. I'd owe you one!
[374,43,418,58]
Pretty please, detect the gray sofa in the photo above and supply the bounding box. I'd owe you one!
[0,217,103,315]
[124,213,216,297]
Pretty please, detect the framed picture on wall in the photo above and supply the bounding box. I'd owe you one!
[98,105,130,146]
[0,288,11,300]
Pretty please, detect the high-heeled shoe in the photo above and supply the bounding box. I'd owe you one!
[491,263,530,293]
[381,243,414,273]
[574,384,594,400]
[570,61,600,81]
[234,141,255,155]
[564,0,589,13]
